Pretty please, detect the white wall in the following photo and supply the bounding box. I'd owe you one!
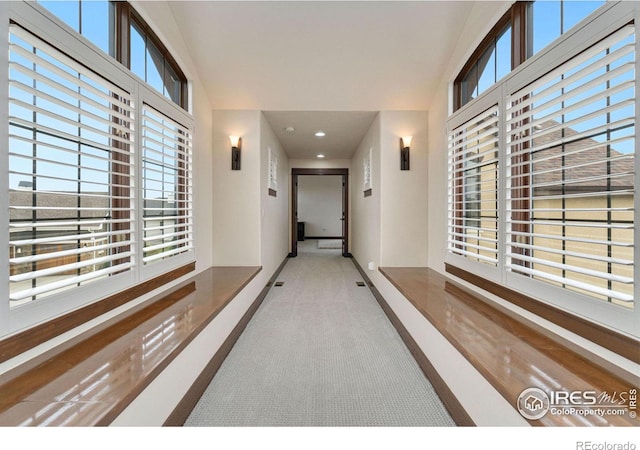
[211,110,289,269]
[298,176,343,237]
[289,159,352,169]
[350,110,428,271]
[190,93,214,273]
[426,84,451,273]
[260,113,290,274]
[350,114,381,273]
[379,111,428,267]
[211,110,261,266]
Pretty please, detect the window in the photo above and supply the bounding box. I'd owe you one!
[447,2,637,338]
[37,0,188,110]
[529,0,604,55]
[459,24,512,107]
[38,0,114,56]
[8,24,135,303]
[448,106,499,266]
[506,24,635,308]
[2,1,194,337]
[141,105,193,264]
[455,0,606,111]
[131,18,186,107]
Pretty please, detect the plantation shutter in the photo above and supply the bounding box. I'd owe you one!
[505,23,635,305]
[141,104,193,264]
[447,105,500,266]
[8,24,135,301]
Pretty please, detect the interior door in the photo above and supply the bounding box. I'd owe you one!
[341,174,348,257]
[290,174,298,257]
[290,168,348,257]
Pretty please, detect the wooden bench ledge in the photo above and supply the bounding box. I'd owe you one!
[0,266,260,426]
[379,267,639,427]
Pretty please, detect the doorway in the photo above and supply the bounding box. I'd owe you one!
[290,168,349,257]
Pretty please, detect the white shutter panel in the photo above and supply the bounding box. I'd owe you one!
[448,105,500,266]
[505,24,635,305]
[141,104,193,264]
[8,25,135,302]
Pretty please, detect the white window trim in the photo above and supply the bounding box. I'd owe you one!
[0,1,195,337]
[137,84,195,281]
[446,1,639,338]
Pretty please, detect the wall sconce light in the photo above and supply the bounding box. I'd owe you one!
[400,136,412,170]
[230,135,242,170]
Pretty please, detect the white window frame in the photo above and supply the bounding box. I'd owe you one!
[446,1,639,338]
[137,84,194,281]
[0,1,195,337]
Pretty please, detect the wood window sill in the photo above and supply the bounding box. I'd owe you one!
[0,266,260,426]
[379,266,638,427]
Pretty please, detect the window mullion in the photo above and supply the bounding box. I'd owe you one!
[133,82,143,284]
[498,83,508,284]
[114,1,130,69]
[634,21,640,332]
[0,3,10,334]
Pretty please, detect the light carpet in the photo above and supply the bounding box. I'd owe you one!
[184,240,455,427]
[317,239,342,249]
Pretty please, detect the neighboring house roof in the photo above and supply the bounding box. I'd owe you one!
[9,191,175,221]
[530,119,634,193]
[9,191,110,221]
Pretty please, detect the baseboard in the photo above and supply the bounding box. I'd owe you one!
[163,256,290,426]
[350,257,475,427]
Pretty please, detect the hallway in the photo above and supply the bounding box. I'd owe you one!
[185,241,454,426]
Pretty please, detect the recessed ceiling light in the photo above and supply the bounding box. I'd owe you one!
[284,126,295,133]
[315,131,326,138]
[317,154,325,158]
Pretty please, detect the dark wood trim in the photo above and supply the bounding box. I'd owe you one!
[268,188,277,197]
[342,173,349,257]
[511,1,530,68]
[363,188,372,197]
[290,168,350,258]
[454,9,511,110]
[292,168,347,176]
[0,262,195,363]
[445,264,640,364]
[128,9,187,83]
[291,172,298,257]
[453,2,533,111]
[113,2,130,69]
[127,6,188,109]
[164,257,290,426]
[351,259,475,426]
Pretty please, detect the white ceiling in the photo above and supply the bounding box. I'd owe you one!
[167,1,487,158]
[263,111,377,159]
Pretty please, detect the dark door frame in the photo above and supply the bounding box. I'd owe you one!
[289,168,350,257]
